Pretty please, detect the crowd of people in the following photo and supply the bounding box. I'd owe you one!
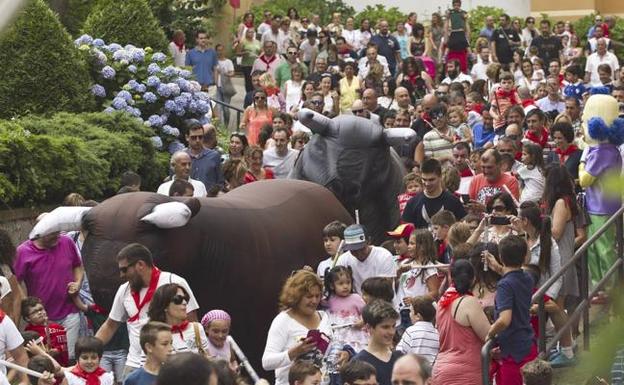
[0,1,623,385]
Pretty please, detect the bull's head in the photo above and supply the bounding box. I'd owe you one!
[291,109,416,243]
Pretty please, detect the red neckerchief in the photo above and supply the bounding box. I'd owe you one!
[128,267,161,322]
[170,320,190,339]
[265,86,280,97]
[70,366,106,385]
[555,144,578,163]
[495,87,518,105]
[524,128,549,148]
[89,304,107,315]
[407,73,419,86]
[244,21,254,28]
[396,253,411,262]
[515,150,522,161]
[437,241,447,260]
[421,111,431,124]
[0,309,5,323]
[521,99,535,108]
[439,286,473,309]
[260,55,277,66]
[467,103,483,114]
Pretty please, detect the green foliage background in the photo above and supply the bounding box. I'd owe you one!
[82,0,169,51]
[354,5,406,30]
[45,0,97,36]
[148,0,226,42]
[248,0,355,27]
[0,0,93,119]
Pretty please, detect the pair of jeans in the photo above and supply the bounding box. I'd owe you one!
[51,311,80,360]
[216,87,233,128]
[100,349,128,384]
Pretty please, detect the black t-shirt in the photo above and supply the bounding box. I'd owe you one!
[530,35,563,71]
[352,350,403,385]
[402,190,467,228]
[491,28,521,64]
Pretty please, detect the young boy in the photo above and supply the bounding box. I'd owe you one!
[353,300,403,385]
[397,173,422,217]
[317,221,347,279]
[487,235,537,385]
[598,63,614,92]
[431,210,456,264]
[288,360,321,385]
[490,72,520,130]
[124,322,172,385]
[360,278,395,304]
[395,296,439,365]
[386,223,415,265]
[22,296,69,367]
[340,360,377,385]
[563,65,586,102]
[65,337,114,385]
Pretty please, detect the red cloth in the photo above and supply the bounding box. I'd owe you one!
[397,192,417,216]
[25,323,69,366]
[438,286,472,309]
[495,88,518,105]
[524,128,549,148]
[243,168,274,184]
[170,321,190,339]
[521,99,535,108]
[555,144,578,164]
[229,0,240,8]
[490,343,537,385]
[459,167,474,178]
[70,366,107,385]
[128,267,161,322]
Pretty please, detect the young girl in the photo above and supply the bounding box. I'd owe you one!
[517,142,545,203]
[283,66,303,113]
[259,73,286,112]
[324,266,368,351]
[201,309,238,368]
[531,58,545,88]
[447,106,473,145]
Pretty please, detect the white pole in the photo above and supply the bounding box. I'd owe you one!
[0,359,43,379]
[355,209,360,224]
[227,336,260,383]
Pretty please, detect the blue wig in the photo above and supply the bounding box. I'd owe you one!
[588,116,624,146]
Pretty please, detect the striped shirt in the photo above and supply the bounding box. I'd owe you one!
[612,347,624,385]
[422,130,454,161]
[396,321,440,364]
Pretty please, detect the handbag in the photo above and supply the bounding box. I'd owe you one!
[193,322,207,356]
[221,75,237,97]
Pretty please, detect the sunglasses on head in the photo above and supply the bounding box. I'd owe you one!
[172,294,189,305]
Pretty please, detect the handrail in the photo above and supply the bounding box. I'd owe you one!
[211,98,244,128]
[481,339,496,385]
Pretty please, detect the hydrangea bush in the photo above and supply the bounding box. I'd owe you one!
[75,34,212,152]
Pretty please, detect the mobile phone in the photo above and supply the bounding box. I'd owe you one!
[489,216,511,225]
[461,194,470,204]
[306,329,330,354]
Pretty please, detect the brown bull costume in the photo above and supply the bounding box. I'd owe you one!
[80,179,352,376]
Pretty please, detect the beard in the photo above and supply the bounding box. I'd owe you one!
[129,276,145,292]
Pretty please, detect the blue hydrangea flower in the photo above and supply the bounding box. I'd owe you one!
[168,140,185,154]
[112,49,130,61]
[148,114,163,127]
[188,100,199,113]
[127,80,139,90]
[195,92,210,101]
[164,100,177,112]
[152,52,167,62]
[157,84,172,97]
[150,136,163,149]
[147,63,161,75]
[74,34,93,46]
[101,66,116,80]
[131,49,146,63]
[107,43,122,53]
[143,92,157,103]
[111,97,127,110]
[129,107,142,117]
[136,84,147,93]
[146,76,161,88]
[91,84,106,98]
[95,50,107,66]
[176,78,190,92]
[174,107,186,117]
[163,66,179,77]
[179,69,192,79]
[92,38,105,47]
[162,125,180,137]
[174,95,189,109]
[196,100,210,114]
[103,107,115,113]
[124,44,137,51]
[167,83,181,96]
[128,65,138,74]
[117,90,133,102]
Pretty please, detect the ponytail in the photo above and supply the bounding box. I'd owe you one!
[451,259,475,295]
[519,201,552,274]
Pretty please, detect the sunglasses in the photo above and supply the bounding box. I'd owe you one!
[352,109,365,114]
[492,205,507,212]
[172,294,190,305]
[287,51,298,55]
[254,96,266,100]
[310,100,323,105]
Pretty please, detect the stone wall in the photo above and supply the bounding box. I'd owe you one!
[0,206,54,245]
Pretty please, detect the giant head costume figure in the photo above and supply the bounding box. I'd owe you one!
[291,109,416,243]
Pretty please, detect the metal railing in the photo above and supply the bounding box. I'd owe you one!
[211,98,244,129]
[481,205,624,385]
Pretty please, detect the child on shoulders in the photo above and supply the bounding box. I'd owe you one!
[317,221,347,280]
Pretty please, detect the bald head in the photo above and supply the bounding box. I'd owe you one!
[391,354,431,385]
[395,87,411,108]
[422,94,438,113]
[170,151,192,180]
[362,88,378,110]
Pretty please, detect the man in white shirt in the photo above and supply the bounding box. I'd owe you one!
[335,224,396,294]
[585,38,620,87]
[95,243,199,380]
[257,10,273,37]
[471,45,491,81]
[263,127,299,179]
[157,151,207,197]
[261,15,288,55]
[358,45,391,79]
[536,76,565,115]
[441,59,473,84]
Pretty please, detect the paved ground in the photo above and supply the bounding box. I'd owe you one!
[217,75,247,131]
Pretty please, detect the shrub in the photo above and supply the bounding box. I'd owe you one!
[354,5,406,30]
[0,0,93,119]
[82,0,168,52]
[148,0,226,42]
[573,14,624,59]
[468,6,505,47]
[45,0,97,36]
[248,0,354,28]
[0,112,169,207]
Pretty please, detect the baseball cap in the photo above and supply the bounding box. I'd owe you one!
[343,224,367,251]
[386,223,415,240]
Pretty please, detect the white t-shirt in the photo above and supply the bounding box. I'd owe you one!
[517,165,545,204]
[65,370,115,385]
[140,321,209,364]
[109,271,199,368]
[157,177,207,197]
[585,51,620,87]
[262,311,332,385]
[0,372,9,385]
[216,59,234,88]
[0,277,10,300]
[394,265,438,310]
[317,257,333,280]
[0,316,24,374]
[335,246,396,293]
[441,72,473,84]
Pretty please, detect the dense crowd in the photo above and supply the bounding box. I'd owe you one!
[0,1,623,385]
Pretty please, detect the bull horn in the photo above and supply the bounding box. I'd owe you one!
[382,127,417,147]
[141,201,192,229]
[297,108,337,136]
[29,206,92,240]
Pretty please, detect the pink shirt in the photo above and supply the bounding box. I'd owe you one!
[14,235,81,319]
[327,293,365,319]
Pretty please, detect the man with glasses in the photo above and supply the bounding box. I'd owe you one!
[257,10,273,37]
[275,46,307,88]
[95,243,198,380]
[252,40,283,79]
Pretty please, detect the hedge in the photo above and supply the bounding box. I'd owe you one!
[82,0,168,52]
[0,0,93,119]
[0,112,169,207]
[45,0,97,36]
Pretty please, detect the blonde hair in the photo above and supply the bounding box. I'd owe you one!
[441,165,461,192]
[259,73,277,89]
[447,106,466,123]
[447,222,472,248]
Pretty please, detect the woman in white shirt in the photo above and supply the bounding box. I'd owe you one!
[215,44,236,128]
[342,17,359,52]
[168,30,186,67]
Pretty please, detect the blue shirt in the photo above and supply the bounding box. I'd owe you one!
[185,148,224,190]
[472,122,495,149]
[563,82,587,101]
[370,34,400,75]
[185,47,218,86]
[123,367,157,385]
[494,269,534,363]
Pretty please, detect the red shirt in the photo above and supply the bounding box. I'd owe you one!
[243,168,274,184]
[25,323,69,366]
[468,173,520,205]
[397,192,417,217]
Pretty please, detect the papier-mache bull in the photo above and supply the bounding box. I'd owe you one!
[33,179,352,377]
[291,108,417,243]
